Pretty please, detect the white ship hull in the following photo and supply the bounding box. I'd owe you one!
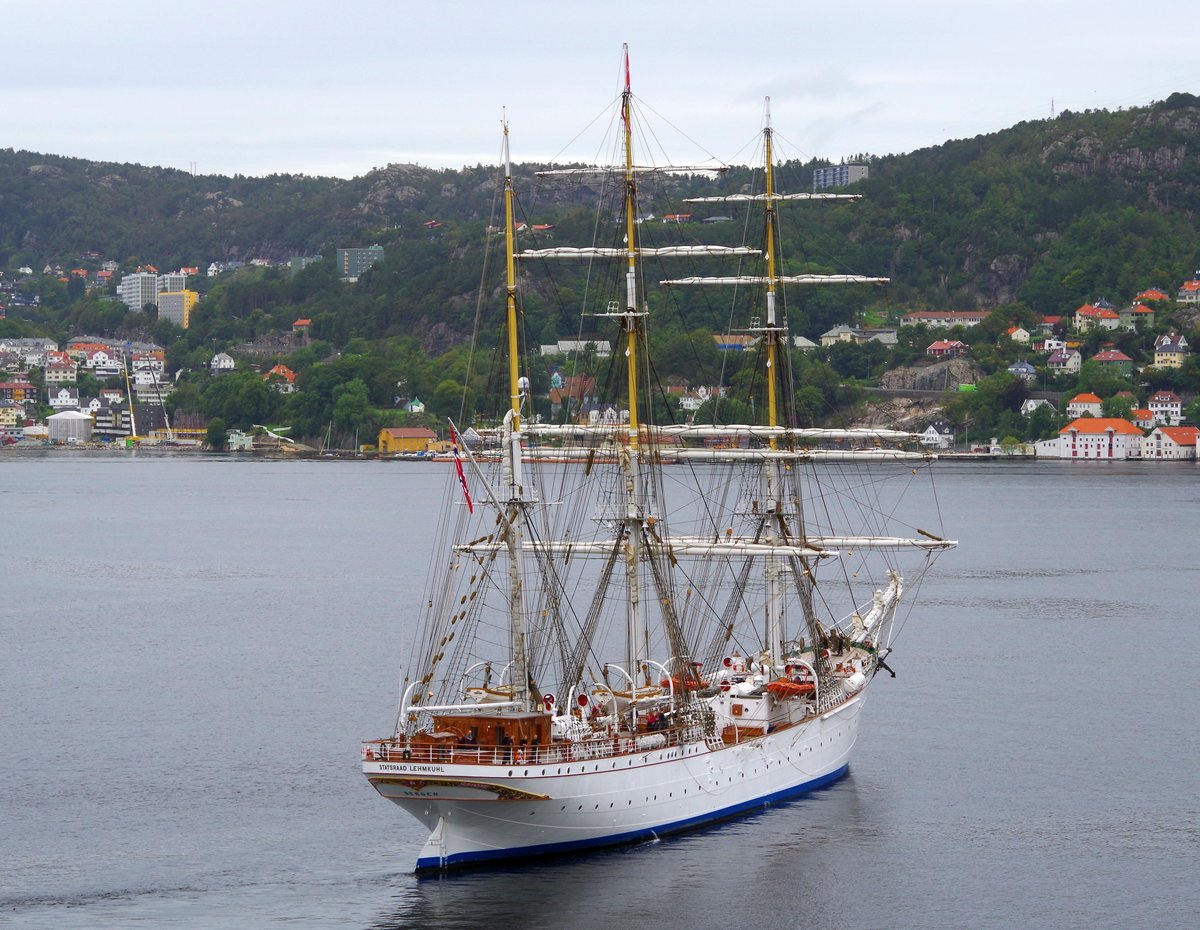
[365,693,864,871]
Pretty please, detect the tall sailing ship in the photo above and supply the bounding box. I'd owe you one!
[362,48,956,872]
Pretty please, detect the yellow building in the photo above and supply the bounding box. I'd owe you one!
[0,402,20,430]
[158,289,199,329]
[1153,345,1185,369]
[378,427,437,454]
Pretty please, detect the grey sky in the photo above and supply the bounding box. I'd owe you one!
[7,0,1197,178]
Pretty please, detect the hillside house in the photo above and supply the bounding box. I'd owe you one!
[48,387,80,409]
[1048,349,1082,375]
[1066,392,1102,418]
[1175,275,1200,304]
[1007,361,1037,383]
[1133,408,1156,429]
[1119,303,1155,328]
[927,339,968,358]
[1020,398,1057,417]
[1148,390,1183,426]
[263,364,297,394]
[1092,349,1133,375]
[1135,287,1171,303]
[900,310,988,328]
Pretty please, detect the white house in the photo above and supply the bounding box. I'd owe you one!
[210,352,236,373]
[919,420,955,449]
[1020,398,1056,416]
[1066,392,1102,419]
[1147,390,1182,427]
[1047,349,1081,374]
[48,386,80,410]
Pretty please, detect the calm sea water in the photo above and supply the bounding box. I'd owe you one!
[1,452,1197,929]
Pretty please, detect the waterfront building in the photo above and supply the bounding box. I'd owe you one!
[1143,426,1199,460]
[377,427,437,455]
[1036,418,1143,459]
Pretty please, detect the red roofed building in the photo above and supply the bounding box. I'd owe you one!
[1144,425,1199,460]
[927,339,968,358]
[1091,349,1133,374]
[1066,392,1102,418]
[1132,408,1156,429]
[1036,418,1144,459]
[263,364,297,393]
[1177,276,1200,304]
[1135,287,1170,303]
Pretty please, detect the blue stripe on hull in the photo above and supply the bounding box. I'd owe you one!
[414,762,850,874]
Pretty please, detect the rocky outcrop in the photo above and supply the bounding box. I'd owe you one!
[880,358,982,391]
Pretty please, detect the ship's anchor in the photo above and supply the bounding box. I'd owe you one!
[873,648,896,678]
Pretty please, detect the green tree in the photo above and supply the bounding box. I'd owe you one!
[206,416,228,451]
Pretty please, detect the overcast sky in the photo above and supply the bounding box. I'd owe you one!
[7,1,1197,179]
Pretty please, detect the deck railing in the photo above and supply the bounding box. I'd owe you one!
[362,726,682,768]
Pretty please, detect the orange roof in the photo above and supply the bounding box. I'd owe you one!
[1061,418,1142,436]
[1131,303,1154,313]
[1179,280,1200,292]
[1070,392,1102,404]
[293,318,312,327]
[1158,426,1200,445]
[1136,288,1169,301]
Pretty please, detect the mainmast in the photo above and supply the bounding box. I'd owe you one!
[501,119,531,710]
[618,44,649,688]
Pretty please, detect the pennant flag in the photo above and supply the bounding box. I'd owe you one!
[451,427,473,513]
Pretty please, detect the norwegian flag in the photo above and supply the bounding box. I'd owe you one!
[450,427,473,513]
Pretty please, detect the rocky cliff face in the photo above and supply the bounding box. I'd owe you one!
[879,358,982,391]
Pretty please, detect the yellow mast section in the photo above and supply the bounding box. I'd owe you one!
[503,121,521,430]
[621,46,641,450]
[763,102,780,438]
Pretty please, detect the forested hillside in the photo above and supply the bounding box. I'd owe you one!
[3,93,1200,444]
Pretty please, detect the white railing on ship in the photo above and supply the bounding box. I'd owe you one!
[363,728,681,767]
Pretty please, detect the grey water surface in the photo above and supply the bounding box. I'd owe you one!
[2,453,1196,929]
